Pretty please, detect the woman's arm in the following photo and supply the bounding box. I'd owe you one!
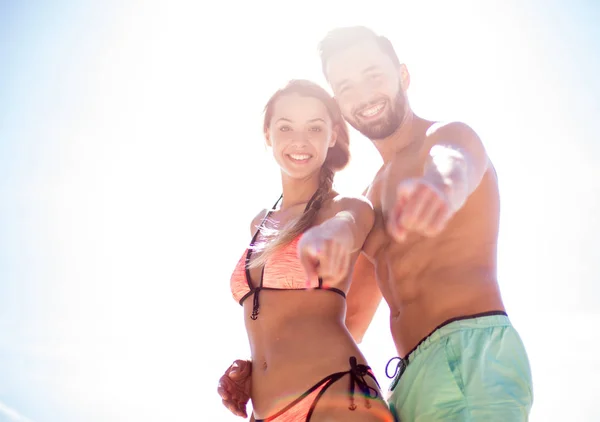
[298,195,375,284]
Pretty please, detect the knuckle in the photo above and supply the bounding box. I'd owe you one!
[401,215,413,228]
[436,198,448,210]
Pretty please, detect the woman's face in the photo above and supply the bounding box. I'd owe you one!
[266,93,337,180]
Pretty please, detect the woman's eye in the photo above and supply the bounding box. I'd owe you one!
[309,127,322,132]
[279,126,291,132]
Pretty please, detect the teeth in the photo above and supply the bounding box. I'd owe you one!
[289,154,311,160]
[359,102,384,117]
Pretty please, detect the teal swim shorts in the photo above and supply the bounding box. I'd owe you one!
[387,311,533,421]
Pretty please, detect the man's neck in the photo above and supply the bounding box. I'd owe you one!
[373,110,422,163]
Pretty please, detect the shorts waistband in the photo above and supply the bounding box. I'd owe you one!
[385,311,509,390]
[405,310,509,362]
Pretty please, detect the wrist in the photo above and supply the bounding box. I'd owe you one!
[423,157,468,212]
[321,214,355,245]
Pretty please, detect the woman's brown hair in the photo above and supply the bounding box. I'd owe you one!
[249,79,350,268]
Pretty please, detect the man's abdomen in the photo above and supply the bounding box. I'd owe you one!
[387,265,504,357]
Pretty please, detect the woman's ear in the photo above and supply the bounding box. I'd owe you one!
[329,125,338,148]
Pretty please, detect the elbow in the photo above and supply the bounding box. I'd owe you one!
[349,328,365,345]
[466,152,490,194]
[346,318,367,344]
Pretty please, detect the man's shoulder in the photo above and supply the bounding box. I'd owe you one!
[364,174,385,208]
[424,120,480,144]
[425,119,473,132]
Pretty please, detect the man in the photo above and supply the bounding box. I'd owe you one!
[219,26,533,421]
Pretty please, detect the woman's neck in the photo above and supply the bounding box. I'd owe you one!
[280,171,321,210]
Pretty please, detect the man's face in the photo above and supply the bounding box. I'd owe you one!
[325,39,408,141]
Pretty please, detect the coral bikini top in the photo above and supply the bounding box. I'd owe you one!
[229,194,346,320]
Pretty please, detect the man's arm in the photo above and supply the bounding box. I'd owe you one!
[423,121,489,210]
[342,185,384,343]
[386,121,490,241]
[344,253,382,344]
[217,359,252,418]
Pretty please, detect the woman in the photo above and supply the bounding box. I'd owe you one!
[228,80,393,421]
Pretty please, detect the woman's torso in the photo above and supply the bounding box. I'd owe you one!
[243,289,368,417]
[229,194,377,418]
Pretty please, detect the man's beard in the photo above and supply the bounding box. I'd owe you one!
[347,89,407,141]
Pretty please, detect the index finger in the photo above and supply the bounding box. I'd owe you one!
[298,242,320,282]
[222,398,247,418]
[217,383,231,401]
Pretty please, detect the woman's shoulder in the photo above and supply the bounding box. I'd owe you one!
[316,191,374,224]
[329,191,374,212]
[249,209,269,236]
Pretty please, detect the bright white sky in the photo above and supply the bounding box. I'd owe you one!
[1,0,599,421]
